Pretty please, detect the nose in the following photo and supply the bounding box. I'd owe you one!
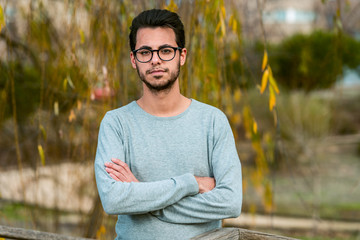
[151,50,161,65]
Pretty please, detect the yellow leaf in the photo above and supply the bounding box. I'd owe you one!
[231,112,241,125]
[38,145,45,166]
[39,124,47,141]
[68,110,76,122]
[77,100,82,110]
[260,68,269,94]
[228,14,238,33]
[253,121,258,134]
[261,50,268,71]
[63,76,75,90]
[230,51,238,61]
[54,101,59,116]
[229,14,234,23]
[251,170,262,189]
[215,21,221,34]
[232,18,237,32]
[220,14,226,37]
[215,4,226,37]
[263,181,274,213]
[0,5,5,32]
[336,8,341,18]
[63,78,67,91]
[234,88,241,103]
[164,0,178,12]
[268,66,280,94]
[96,225,106,239]
[242,106,253,139]
[79,29,85,44]
[269,85,276,111]
[221,5,226,17]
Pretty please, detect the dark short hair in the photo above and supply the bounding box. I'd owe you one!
[129,9,185,51]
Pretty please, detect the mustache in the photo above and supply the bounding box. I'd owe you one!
[146,68,169,74]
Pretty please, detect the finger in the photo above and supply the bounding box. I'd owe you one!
[109,172,121,181]
[106,161,124,173]
[106,167,128,182]
[110,159,139,182]
[111,158,122,164]
[112,158,132,173]
[105,164,121,174]
[109,159,127,172]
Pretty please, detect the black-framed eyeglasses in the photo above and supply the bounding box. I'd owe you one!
[132,46,182,63]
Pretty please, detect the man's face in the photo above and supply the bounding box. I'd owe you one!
[130,27,187,93]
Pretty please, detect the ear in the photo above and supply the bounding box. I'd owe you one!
[130,51,137,69]
[180,48,187,66]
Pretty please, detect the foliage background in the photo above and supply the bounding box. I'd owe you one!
[0,0,360,239]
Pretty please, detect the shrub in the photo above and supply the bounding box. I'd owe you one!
[269,31,360,92]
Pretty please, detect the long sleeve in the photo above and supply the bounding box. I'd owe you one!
[151,113,242,223]
[94,112,199,215]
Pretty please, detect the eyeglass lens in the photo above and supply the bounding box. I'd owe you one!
[136,47,176,62]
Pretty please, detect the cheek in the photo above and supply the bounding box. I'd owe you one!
[136,63,146,72]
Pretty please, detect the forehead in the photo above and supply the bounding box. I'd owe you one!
[135,27,177,49]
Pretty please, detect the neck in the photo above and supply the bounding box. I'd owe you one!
[137,80,191,117]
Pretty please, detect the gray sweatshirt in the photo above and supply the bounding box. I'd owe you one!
[94,99,242,240]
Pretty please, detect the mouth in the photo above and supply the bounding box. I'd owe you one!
[147,68,168,75]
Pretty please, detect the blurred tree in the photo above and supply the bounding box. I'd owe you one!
[268,31,360,91]
[0,0,280,237]
[0,61,40,123]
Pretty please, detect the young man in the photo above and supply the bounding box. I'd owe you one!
[94,9,242,240]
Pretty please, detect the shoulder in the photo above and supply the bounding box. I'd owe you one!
[190,99,233,139]
[190,99,228,122]
[102,101,136,121]
[99,101,138,130]
[98,102,138,138]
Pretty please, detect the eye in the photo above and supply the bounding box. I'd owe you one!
[160,48,173,55]
[138,50,151,56]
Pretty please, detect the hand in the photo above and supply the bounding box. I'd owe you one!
[194,176,216,193]
[105,158,139,182]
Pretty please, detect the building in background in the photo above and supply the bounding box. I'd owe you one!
[235,0,360,42]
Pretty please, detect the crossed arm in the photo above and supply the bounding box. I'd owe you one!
[102,152,242,224]
[95,111,242,223]
[105,158,216,193]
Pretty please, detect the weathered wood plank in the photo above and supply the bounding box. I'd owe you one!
[238,228,299,240]
[1,225,299,240]
[0,225,94,240]
[191,228,241,240]
[191,227,300,240]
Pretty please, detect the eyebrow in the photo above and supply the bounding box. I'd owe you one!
[137,44,175,50]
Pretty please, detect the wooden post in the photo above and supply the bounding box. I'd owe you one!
[191,227,300,240]
[0,225,94,240]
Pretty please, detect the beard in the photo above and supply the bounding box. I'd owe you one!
[136,62,180,94]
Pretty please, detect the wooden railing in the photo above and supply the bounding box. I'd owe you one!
[191,227,299,239]
[0,225,94,240]
[0,225,299,240]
